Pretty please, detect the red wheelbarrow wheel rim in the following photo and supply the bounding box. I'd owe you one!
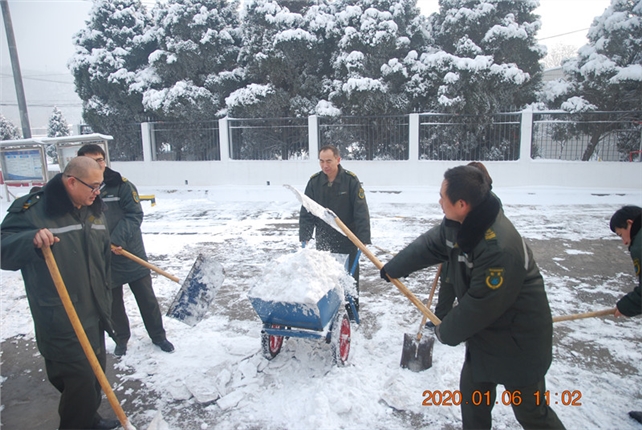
[334,314,350,364]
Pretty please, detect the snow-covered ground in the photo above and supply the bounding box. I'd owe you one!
[1,184,641,430]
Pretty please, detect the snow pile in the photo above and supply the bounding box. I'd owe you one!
[248,248,354,305]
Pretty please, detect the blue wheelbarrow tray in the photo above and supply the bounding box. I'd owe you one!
[249,285,343,331]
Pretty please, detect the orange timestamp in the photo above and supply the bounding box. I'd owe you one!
[422,390,582,407]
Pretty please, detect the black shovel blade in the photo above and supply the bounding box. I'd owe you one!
[400,333,434,372]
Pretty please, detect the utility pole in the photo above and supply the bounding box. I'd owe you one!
[1,0,31,138]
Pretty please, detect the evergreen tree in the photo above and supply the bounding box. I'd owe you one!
[69,0,155,160]
[327,0,430,116]
[47,107,70,138]
[140,0,243,121]
[543,0,642,161]
[228,0,333,118]
[0,114,21,141]
[46,107,70,162]
[403,0,544,160]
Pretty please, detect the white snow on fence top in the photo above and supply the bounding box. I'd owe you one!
[248,248,354,305]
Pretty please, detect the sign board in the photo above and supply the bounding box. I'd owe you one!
[56,140,110,170]
[0,146,47,183]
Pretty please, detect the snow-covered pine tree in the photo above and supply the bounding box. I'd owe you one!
[47,107,70,138]
[46,107,70,162]
[403,0,544,160]
[69,0,155,160]
[0,114,21,141]
[327,0,430,116]
[543,0,642,161]
[140,0,243,122]
[229,0,332,119]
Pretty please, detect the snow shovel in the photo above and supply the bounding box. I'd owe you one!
[400,263,442,372]
[112,245,180,283]
[284,185,441,326]
[553,308,616,323]
[42,245,136,430]
[166,254,225,326]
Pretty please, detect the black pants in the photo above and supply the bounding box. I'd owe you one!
[45,334,106,429]
[111,273,166,344]
[459,359,566,429]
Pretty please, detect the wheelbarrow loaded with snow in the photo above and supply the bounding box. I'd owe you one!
[248,248,359,366]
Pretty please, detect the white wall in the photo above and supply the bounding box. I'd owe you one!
[112,158,642,190]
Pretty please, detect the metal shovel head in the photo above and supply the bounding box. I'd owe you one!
[166,254,225,326]
[400,333,434,372]
[283,184,345,236]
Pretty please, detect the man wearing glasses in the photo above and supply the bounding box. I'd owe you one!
[78,144,174,356]
[1,156,120,429]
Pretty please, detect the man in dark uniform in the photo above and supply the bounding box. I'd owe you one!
[609,205,642,424]
[78,144,174,356]
[1,156,119,429]
[299,144,371,318]
[381,166,565,429]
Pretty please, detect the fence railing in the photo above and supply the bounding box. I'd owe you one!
[419,113,522,161]
[532,111,642,161]
[228,117,309,160]
[150,120,220,161]
[106,111,642,162]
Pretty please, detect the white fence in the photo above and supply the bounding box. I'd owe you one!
[112,111,642,190]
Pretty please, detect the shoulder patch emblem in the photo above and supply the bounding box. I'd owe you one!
[634,258,640,277]
[358,187,365,199]
[485,268,504,289]
[485,229,496,240]
[132,191,140,203]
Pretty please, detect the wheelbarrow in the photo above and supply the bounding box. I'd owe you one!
[248,253,359,366]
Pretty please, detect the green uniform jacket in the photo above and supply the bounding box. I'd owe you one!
[299,165,371,254]
[384,194,553,387]
[101,167,149,287]
[1,174,113,362]
[617,214,641,316]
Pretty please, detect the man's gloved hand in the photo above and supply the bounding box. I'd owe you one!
[425,320,436,329]
[380,266,391,282]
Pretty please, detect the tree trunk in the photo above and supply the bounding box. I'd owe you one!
[581,132,602,161]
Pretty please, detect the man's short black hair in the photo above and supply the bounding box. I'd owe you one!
[77,144,105,157]
[609,205,642,232]
[443,165,490,208]
[319,145,340,158]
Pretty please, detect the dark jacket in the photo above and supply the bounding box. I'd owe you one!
[101,167,149,287]
[384,194,553,386]
[299,164,371,254]
[1,173,113,362]
[617,214,641,316]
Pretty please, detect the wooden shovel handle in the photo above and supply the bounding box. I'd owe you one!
[112,245,180,283]
[333,216,442,326]
[417,264,443,340]
[42,246,133,430]
[552,308,615,323]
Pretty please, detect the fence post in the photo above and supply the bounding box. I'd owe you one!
[308,115,319,162]
[140,122,153,162]
[409,113,419,161]
[219,117,230,161]
[520,108,533,161]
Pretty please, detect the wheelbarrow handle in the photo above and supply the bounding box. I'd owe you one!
[112,245,180,283]
[42,246,134,430]
[333,217,441,326]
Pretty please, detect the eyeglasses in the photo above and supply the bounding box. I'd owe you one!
[92,157,106,164]
[69,175,105,194]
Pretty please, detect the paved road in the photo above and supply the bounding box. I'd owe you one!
[1,237,637,429]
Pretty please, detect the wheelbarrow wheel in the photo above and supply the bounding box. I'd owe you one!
[330,313,350,366]
[261,325,285,360]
